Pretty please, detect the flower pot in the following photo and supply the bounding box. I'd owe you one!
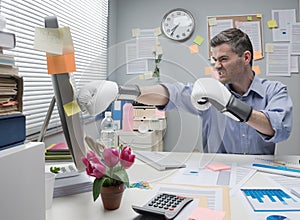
[100,183,125,210]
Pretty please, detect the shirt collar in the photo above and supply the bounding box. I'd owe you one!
[225,74,264,98]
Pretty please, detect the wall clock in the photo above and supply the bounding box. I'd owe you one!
[161,8,195,41]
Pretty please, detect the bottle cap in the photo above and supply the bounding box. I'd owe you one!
[105,111,112,117]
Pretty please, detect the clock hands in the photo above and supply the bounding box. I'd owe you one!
[170,23,180,36]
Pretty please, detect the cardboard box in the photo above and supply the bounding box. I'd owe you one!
[0,113,26,150]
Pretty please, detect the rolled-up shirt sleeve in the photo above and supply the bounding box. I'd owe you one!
[259,86,293,143]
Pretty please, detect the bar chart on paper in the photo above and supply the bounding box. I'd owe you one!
[241,188,300,212]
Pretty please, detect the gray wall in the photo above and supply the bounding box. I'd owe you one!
[108,0,300,154]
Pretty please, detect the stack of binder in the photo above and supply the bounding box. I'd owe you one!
[0,30,25,150]
[45,142,73,161]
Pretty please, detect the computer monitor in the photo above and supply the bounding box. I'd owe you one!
[44,16,86,171]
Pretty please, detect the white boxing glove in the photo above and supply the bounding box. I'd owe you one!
[78,80,118,116]
[191,78,252,122]
[78,80,141,116]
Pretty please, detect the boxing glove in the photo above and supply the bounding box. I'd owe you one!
[191,78,252,122]
[77,80,140,116]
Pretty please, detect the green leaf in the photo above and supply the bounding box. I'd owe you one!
[113,169,129,187]
[93,177,109,201]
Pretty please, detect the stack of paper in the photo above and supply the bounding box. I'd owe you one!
[53,172,93,197]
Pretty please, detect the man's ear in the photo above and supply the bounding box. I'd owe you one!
[243,51,252,64]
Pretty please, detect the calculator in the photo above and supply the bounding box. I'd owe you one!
[132,193,193,219]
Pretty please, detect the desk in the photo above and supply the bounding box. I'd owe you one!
[46,153,300,220]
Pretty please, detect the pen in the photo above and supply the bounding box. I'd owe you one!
[252,163,300,173]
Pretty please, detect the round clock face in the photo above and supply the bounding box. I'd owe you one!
[161,8,195,41]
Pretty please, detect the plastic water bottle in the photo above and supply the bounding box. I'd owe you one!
[100,111,116,148]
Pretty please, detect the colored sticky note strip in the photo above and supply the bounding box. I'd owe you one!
[205,162,231,171]
[189,44,199,54]
[267,20,278,28]
[193,35,204,46]
[46,52,76,74]
[252,65,261,74]
[189,207,225,220]
[253,50,263,60]
[63,100,81,116]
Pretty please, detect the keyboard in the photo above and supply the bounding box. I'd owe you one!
[134,151,186,171]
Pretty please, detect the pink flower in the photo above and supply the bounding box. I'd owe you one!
[120,146,135,169]
[81,151,106,179]
[103,148,119,168]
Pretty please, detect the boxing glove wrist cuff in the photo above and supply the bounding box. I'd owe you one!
[226,96,252,122]
[118,85,141,101]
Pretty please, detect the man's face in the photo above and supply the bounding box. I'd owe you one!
[211,43,245,84]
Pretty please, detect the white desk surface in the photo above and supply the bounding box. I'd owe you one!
[46,152,300,220]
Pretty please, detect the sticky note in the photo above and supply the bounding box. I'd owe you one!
[253,50,263,60]
[205,162,231,171]
[189,44,199,54]
[208,17,217,26]
[189,207,225,220]
[34,27,63,54]
[256,14,262,18]
[193,35,204,46]
[205,66,213,75]
[153,27,162,36]
[267,20,278,28]
[46,52,76,74]
[132,28,141,37]
[63,100,81,116]
[252,65,261,74]
[247,16,253,21]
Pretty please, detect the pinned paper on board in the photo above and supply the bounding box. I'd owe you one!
[253,50,263,60]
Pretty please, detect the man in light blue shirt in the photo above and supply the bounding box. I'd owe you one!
[135,28,293,154]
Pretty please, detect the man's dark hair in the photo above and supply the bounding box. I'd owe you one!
[210,28,253,66]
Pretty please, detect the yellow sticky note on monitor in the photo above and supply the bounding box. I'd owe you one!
[193,35,204,46]
[46,52,76,74]
[63,100,81,116]
[189,44,199,54]
[267,20,278,28]
[253,50,263,60]
[252,65,261,74]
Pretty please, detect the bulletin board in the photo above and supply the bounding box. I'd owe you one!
[207,14,263,60]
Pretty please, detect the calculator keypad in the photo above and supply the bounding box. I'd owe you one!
[132,193,193,219]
